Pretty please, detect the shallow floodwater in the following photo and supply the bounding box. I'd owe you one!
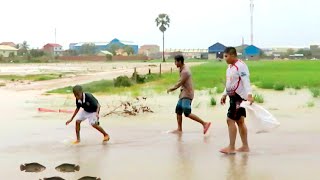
[1,89,319,180]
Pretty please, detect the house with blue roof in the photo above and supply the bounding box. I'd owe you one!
[208,42,226,59]
[243,45,261,59]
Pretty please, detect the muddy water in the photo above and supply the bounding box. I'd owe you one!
[1,89,320,180]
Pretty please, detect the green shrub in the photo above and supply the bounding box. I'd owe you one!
[210,97,217,106]
[273,83,285,91]
[310,88,320,98]
[114,76,132,87]
[307,101,315,107]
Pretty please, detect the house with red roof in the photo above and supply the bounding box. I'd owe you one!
[0,42,16,47]
[43,43,63,56]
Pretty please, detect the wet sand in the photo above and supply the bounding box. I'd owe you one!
[1,86,320,180]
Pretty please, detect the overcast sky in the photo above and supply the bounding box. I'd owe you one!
[0,0,319,49]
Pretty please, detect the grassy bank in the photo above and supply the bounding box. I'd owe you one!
[48,60,320,95]
[0,74,64,82]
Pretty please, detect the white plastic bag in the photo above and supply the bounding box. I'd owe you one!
[240,101,280,133]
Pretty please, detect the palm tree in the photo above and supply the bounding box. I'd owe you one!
[20,41,29,55]
[155,14,170,62]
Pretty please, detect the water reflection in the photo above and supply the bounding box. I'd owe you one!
[226,153,249,180]
[174,134,195,180]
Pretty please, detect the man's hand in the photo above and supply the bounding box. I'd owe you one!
[96,113,100,120]
[167,88,172,94]
[66,119,72,125]
[247,94,254,105]
[220,95,227,105]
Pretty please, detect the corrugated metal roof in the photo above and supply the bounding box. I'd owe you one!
[208,43,226,53]
[0,45,18,51]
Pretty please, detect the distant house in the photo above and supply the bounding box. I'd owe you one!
[71,38,139,55]
[310,45,320,58]
[0,42,16,47]
[165,48,208,59]
[106,38,138,54]
[139,45,160,56]
[0,45,18,57]
[43,43,63,56]
[243,45,261,59]
[236,44,249,57]
[208,42,226,59]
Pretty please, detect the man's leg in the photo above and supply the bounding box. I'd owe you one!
[182,99,211,134]
[92,124,110,141]
[74,120,82,144]
[171,100,183,133]
[236,116,249,152]
[220,118,237,154]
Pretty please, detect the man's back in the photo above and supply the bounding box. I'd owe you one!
[179,65,194,100]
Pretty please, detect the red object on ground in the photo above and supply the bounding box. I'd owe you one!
[38,108,58,112]
[59,109,74,113]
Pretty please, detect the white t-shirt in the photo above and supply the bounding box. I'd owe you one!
[223,60,252,100]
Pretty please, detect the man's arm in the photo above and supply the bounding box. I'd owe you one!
[66,108,80,125]
[239,65,253,103]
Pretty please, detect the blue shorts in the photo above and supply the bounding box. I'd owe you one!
[175,98,192,117]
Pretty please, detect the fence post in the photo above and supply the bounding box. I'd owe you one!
[149,68,151,75]
[134,67,137,82]
[160,63,162,77]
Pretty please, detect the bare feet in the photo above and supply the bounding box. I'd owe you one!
[203,122,212,134]
[219,147,236,154]
[236,146,250,152]
[169,129,182,134]
[72,140,80,144]
[103,135,110,142]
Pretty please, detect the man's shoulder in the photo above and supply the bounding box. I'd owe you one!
[85,92,96,99]
[236,60,248,70]
[182,66,191,74]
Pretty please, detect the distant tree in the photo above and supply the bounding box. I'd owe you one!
[155,13,170,62]
[286,48,295,57]
[123,45,134,55]
[259,50,267,58]
[17,41,29,56]
[80,43,96,55]
[296,49,312,58]
[106,54,112,61]
[30,49,45,57]
[108,44,121,56]
[64,49,79,56]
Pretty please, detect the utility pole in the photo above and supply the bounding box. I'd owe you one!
[250,0,254,45]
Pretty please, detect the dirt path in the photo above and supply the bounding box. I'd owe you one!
[2,62,204,92]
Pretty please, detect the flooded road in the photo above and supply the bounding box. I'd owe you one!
[1,89,320,180]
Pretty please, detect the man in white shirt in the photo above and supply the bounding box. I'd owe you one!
[220,47,254,154]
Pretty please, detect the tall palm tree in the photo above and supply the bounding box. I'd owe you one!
[20,41,29,55]
[155,14,170,62]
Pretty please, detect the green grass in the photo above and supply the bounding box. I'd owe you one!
[310,88,320,98]
[48,60,320,95]
[210,97,217,106]
[0,74,64,82]
[307,101,315,107]
[254,94,264,103]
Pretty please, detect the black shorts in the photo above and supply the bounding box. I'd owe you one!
[227,93,246,121]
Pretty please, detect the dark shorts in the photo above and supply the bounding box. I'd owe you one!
[175,98,192,117]
[227,93,246,121]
